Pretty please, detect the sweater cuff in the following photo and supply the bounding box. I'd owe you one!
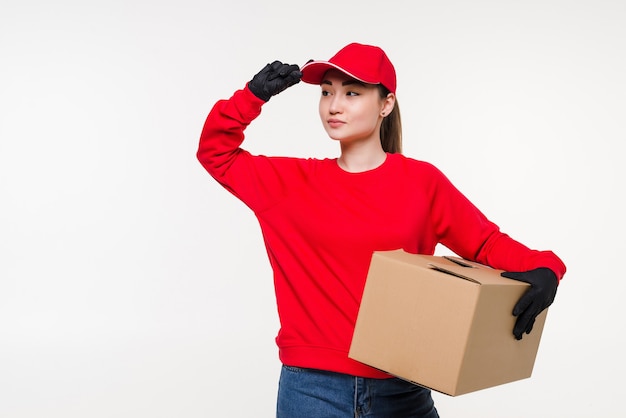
[244,82,269,106]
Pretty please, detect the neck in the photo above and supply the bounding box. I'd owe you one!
[337,141,387,173]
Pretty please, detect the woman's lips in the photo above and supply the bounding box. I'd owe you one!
[327,119,345,128]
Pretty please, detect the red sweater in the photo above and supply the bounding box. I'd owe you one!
[197,85,566,379]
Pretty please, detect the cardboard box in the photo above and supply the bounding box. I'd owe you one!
[349,250,548,396]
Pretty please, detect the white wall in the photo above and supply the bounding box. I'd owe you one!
[1,0,624,416]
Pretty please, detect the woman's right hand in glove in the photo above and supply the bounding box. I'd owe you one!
[248,61,302,102]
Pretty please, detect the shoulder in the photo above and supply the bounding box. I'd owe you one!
[262,155,331,175]
[387,153,445,177]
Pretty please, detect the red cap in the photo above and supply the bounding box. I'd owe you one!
[301,43,397,94]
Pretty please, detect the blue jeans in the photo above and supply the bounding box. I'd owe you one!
[276,366,440,418]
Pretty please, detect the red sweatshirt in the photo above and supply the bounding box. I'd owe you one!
[197,85,566,379]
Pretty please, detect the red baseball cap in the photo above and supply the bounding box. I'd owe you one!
[301,43,397,94]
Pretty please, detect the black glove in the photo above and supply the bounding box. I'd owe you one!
[501,268,558,340]
[248,61,302,102]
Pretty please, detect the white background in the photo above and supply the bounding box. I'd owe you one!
[1,0,624,416]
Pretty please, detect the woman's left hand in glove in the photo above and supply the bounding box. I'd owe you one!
[501,268,558,340]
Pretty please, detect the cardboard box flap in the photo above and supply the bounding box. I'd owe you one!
[427,263,481,284]
[442,255,474,268]
[370,250,524,287]
[430,257,524,287]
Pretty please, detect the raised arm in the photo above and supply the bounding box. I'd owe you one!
[196,61,302,210]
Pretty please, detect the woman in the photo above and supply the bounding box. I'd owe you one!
[197,43,566,417]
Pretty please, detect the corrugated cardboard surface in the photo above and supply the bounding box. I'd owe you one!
[349,250,547,396]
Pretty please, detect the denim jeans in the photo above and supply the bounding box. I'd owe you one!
[276,365,440,418]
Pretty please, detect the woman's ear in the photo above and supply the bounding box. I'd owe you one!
[381,93,396,117]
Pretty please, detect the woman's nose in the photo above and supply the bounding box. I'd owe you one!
[329,95,342,114]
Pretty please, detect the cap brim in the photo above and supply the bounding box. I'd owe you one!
[300,60,379,86]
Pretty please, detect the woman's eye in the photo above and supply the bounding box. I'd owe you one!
[321,90,330,96]
[346,91,359,96]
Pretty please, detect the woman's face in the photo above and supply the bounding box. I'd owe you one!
[318,70,392,146]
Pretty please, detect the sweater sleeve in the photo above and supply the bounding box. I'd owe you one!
[196,84,300,213]
[428,165,566,281]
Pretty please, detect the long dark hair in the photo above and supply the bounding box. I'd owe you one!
[379,85,402,154]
